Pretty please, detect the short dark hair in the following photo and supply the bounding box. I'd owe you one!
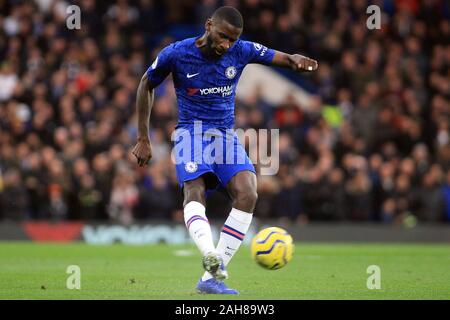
[211,6,243,28]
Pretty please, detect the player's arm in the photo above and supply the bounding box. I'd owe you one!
[132,73,154,167]
[243,41,318,72]
[271,51,318,72]
[132,44,174,167]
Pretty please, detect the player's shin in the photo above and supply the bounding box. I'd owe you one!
[184,201,216,256]
[202,207,253,281]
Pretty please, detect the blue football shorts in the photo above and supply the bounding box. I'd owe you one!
[173,129,256,195]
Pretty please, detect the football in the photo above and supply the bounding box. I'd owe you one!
[251,227,294,270]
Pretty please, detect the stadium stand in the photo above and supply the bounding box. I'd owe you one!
[0,0,449,226]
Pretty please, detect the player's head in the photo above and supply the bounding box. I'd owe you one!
[205,6,243,57]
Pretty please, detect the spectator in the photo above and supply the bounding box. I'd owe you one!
[417,169,445,222]
[0,169,29,220]
[77,174,103,221]
[108,171,139,225]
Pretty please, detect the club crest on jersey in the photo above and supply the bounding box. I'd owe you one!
[185,161,198,173]
[225,66,237,79]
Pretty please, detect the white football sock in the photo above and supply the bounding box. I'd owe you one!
[202,207,253,281]
[184,201,216,257]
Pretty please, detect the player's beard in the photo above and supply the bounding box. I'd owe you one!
[206,35,222,59]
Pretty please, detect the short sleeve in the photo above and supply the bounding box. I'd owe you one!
[146,44,175,87]
[240,40,275,65]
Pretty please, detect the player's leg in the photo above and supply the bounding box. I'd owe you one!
[183,177,211,256]
[201,170,256,283]
[219,170,256,265]
[183,175,237,294]
[183,177,227,280]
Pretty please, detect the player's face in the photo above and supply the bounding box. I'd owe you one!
[206,19,242,57]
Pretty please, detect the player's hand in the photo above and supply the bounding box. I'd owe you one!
[289,54,318,72]
[132,138,152,167]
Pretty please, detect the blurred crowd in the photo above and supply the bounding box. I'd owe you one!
[0,0,449,225]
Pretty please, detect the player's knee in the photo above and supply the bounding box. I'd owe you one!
[183,181,206,206]
[184,189,205,206]
[234,189,258,211]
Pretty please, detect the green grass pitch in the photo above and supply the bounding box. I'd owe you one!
[0,242,448,300]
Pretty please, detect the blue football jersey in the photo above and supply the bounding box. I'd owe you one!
[146,37,275,131]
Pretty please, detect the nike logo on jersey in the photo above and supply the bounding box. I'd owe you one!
[186,72,200,78]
